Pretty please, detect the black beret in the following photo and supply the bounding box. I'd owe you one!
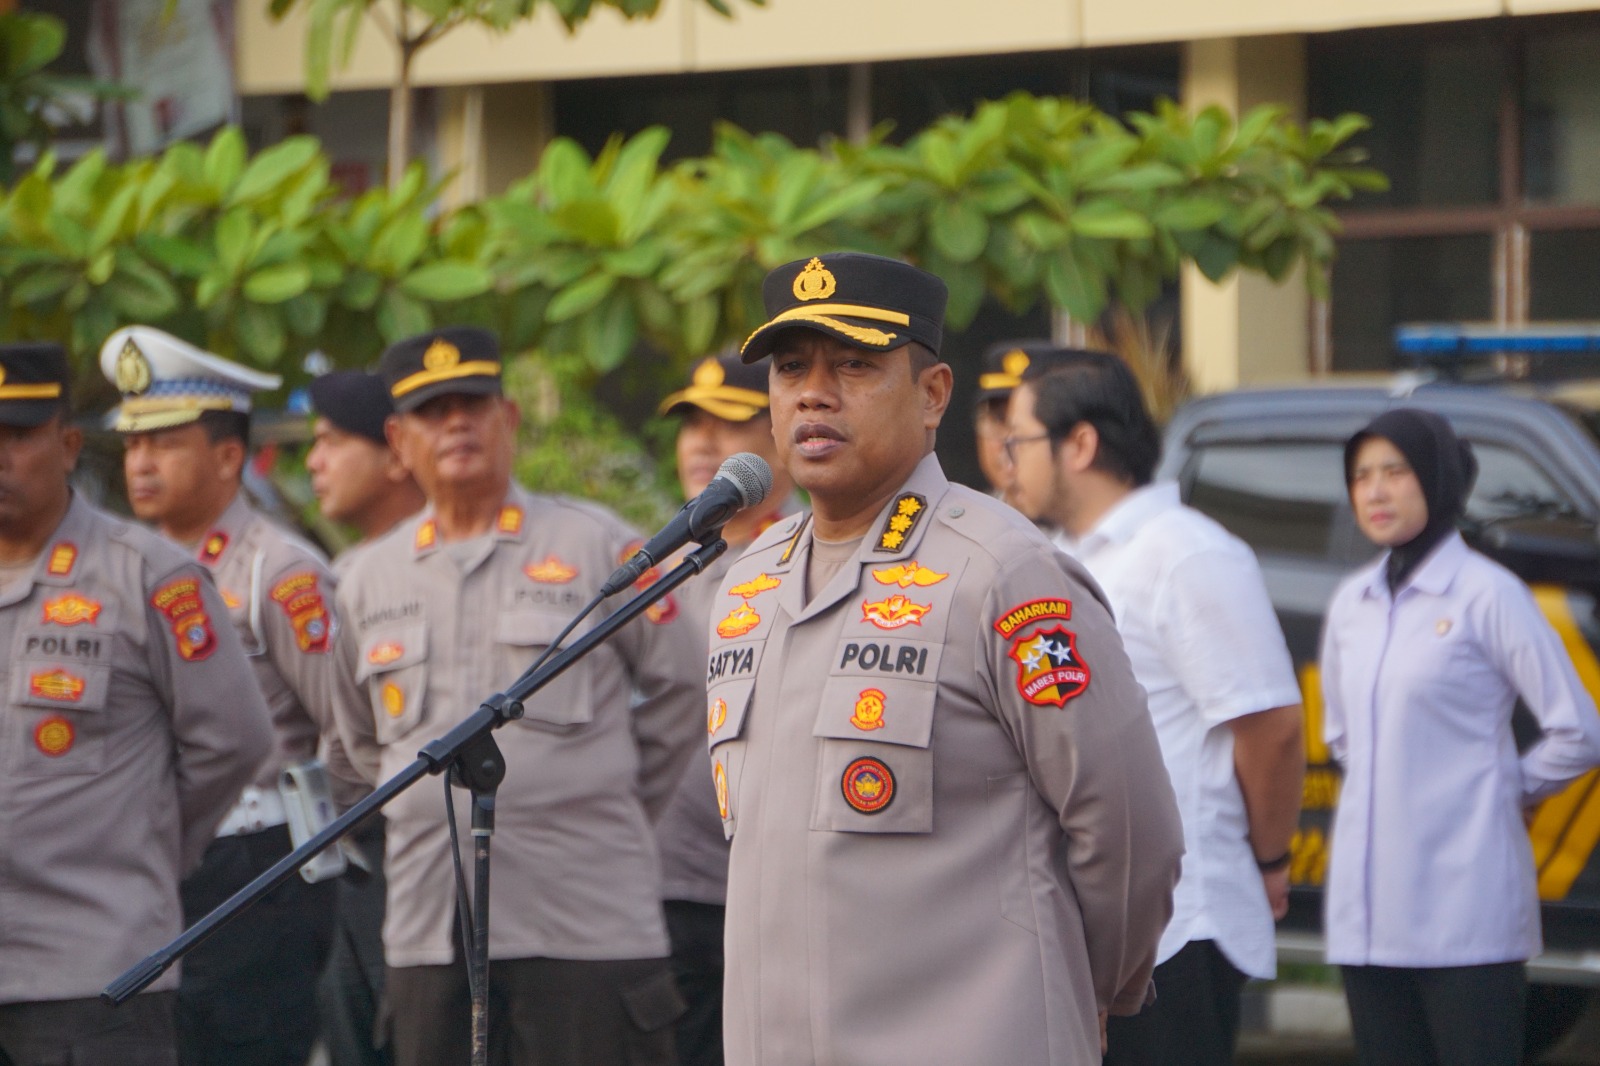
[309,370,393,444]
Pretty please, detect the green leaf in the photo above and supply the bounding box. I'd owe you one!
[929,200,989,263]
[1069,199,1154,240]
[228,136,320,205]
[399,261,494,302]
[582,296,638,372]
[1192,233,1240,282]
[539,139,597,204]
[546,272,616,323]
[244,262,313,304]
[203,127,247,192]
[9,266,74,307]
[236,303,287,363]
[377,288,432,342]
[1154,195,1229,232]
[1044,248,1106,323]
[214,210,253,277]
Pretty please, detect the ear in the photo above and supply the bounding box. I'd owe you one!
[499,397,521,432]
[59,421,83,474]
[920,362,953,430]
[1060,422,1100,475]
[214,436,246,483]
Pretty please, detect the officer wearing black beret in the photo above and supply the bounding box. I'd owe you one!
[308,369,424,550]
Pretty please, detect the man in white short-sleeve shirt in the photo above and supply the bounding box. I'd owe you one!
[1005,352,1305,1066]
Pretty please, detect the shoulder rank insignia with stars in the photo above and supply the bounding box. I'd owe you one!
[874,494,926,552]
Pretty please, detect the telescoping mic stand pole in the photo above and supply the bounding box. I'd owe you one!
[103,536,729,1066]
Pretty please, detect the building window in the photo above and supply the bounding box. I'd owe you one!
[1310,17,1600,373]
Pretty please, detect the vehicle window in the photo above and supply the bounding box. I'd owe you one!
[1184,442,1349,559]
[1466,441,1576,522]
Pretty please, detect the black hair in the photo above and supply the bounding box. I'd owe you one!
[197,409,251,446]
[906,341,941,379]
[1027,352,1161,487]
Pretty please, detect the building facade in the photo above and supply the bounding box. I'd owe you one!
[234,0,1600,392]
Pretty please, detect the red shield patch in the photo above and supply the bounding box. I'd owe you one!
[1007,624,1091,707]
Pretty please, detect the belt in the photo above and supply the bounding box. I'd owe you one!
[217,785,288,837]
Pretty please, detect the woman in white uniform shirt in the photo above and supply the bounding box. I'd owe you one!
[1322,408,1600,1066]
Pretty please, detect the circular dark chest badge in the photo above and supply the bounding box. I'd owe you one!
[841,756,896,814]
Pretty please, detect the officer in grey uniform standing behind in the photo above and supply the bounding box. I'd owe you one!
[0,343,272,1066]
[330,327,703,1066]
[709,253,1184,1066]
[101,326,347,1066]
[653,349,798,1066]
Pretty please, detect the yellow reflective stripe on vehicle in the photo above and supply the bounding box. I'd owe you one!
[1531,585,1600,900]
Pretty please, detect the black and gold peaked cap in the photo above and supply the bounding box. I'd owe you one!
[0,342,70,427]
[739,253,948,364]
[975,340,1104,405]
[659,347,770,423]
[377,326,502,413]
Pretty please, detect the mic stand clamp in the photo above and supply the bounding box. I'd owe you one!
[103,537,729,1066]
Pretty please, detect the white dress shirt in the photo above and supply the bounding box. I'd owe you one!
[1320,532,1600,967]
[1059,482,1301,979]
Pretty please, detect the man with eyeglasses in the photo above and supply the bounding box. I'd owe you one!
[1006,352,1305,1066]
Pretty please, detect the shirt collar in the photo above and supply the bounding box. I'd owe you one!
[412,482,529,559]
[1359,530,1469,600]
[1072,481,1180,554]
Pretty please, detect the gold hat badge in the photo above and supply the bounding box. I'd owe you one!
[423,338,461,371]
[793,257,837,302]
[693,358,725,388]
[1002,349,1031,377]
[115,340,153,396]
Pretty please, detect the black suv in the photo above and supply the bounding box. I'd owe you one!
[1158,369,1600,1045]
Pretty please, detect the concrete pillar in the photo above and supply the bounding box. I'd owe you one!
[1180,35,1311,392]
[437,82,554,207]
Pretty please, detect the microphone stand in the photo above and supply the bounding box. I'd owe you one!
[104,536,730,1066]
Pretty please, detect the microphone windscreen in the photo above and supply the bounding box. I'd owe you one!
[717,453,774,508]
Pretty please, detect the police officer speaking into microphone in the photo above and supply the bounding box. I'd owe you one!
[0,343,272,1066]
[329,326,704,1066]
[707,252,1184,1065]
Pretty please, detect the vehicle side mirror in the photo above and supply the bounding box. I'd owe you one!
[1468,517,1600,588]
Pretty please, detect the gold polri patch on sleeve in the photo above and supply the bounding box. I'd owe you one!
[271,572,333,654]
[151,577,216,662]
[1007,625,1091,707]
[873,494,927,553]
[993,598,1073,639]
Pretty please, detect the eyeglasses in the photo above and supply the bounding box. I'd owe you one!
[1001,433,1051,462]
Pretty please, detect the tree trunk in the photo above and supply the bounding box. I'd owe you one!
[387,0,412,191]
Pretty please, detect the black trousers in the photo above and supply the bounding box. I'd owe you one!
[318,820,393,1066]
[1103,939,1248,1066]
[385,955,684,1066]
[177,826,337,1066]
[0,993,177,1066]
[1342,962,1527,1066]
[664,901,725,1066]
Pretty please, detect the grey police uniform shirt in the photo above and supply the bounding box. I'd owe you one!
[196,492,342,793]
[0,492,273,1003]
[708,454,1184,1066]
[330,484,704,967]
[654,500,801,907]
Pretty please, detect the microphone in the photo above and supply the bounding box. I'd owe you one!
[601,453,773,597]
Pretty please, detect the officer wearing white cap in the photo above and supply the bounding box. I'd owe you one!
[654,349,799,1066]
[0,343,272,1066]
[101,326,349,1066]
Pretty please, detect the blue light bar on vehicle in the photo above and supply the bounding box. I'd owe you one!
[1396,323,1600,355]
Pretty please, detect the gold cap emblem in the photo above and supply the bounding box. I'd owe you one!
[1002,349,1031,377]
[692,358,725,388]
[423,339,460,371]
[116,340,152,395]
[792,257,837,302]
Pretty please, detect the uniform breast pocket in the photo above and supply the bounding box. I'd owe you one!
[10,660,113,777]
[708,678,756,838]
[357,624,428,746]
[810,675,936,834]
[497,610,593,731]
